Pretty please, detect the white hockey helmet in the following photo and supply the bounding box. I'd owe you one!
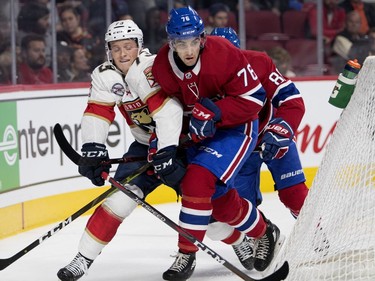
[105,20,144,62]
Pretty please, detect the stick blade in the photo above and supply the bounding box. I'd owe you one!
[255,261,289,281]
[53,123,81,165]
[0,257,15,271]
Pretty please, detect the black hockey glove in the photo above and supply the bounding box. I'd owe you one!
[260,118,294,161]
[78,142,111,186]
[151,145,185,194]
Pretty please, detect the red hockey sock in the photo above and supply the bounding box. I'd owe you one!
[278,182,309,217]
[85,205,122,244]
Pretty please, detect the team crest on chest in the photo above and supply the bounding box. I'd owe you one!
[188,82,199,99]
[143,66,158,88]
[121,99,155,133]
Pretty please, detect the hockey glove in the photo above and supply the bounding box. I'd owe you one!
[78,142,111,186]
[189,98,221,142]
[151,145,185,194]
[260,118,294,161]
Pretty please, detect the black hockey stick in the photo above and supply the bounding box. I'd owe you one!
[53,123,145,166]
[55,123,288,280]
[0,135,151,271]
[104,172,289,281]
[0,187,114,271]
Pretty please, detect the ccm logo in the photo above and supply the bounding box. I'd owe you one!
[154,158,172,171]
[192,108,212,120]
[82,151,107,158]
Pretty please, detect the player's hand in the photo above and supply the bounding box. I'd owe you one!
[78,142,111,186]
[260,118,294,161]
[151,145,185,193]
[189,98,221,142]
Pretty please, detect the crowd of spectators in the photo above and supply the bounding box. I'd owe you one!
[1,0,375,85]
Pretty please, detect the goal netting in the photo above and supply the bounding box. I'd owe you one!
[273,56,375,281]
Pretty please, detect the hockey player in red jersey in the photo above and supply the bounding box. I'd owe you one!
[151,6,283,281]
[56,20,185,281]
[206,27,309,271]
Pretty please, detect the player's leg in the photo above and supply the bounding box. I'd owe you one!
[266,141,309,218]
[211,186,281,272]
[163,122,268,279]
[57,142,161,281]
[206,153,262,270]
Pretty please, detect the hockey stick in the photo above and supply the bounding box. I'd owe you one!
[53,123,145,166]
[0,165,150,271]
[0,133,151,271]
[104,173,289,281]
[55,123,288,280]
[0,187,114,271]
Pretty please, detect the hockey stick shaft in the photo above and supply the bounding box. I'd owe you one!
[53,123,145,166]
[0,187,114,271]
[0,149,150,271]
[104,173,289,281]
[54,123,287,280]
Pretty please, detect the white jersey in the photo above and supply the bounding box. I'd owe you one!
[81,48,183,150]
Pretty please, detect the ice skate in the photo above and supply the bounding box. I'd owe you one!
[57,253,93,281]
[162,251,196,281]
[232,235,256,270]
[254,220,282,272]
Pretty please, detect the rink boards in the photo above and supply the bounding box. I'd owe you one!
[0,79,341,238]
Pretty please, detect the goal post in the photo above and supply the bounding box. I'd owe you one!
[273,56,375,280]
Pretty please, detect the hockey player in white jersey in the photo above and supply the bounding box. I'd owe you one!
[57,20,185,281]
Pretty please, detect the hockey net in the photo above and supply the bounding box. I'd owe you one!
[273,56,375,280]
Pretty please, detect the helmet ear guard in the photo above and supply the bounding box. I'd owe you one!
[105,20,143,63]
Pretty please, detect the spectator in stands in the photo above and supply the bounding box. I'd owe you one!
[127,0,156,30]
[0,0,11,41]
[243,0,304,15]
[205,3,230,34]
[87,0,132,42]
[17,2,52,66]
[339,0,375,35]
[267,46,296,77]
[70,47,91,82]
[57,42,73,82]
[331,10,371,73]
[57,4,100,69]
[143,6,168,54]
[235,0,295,17]
[308,0,346,45]
[18,34,53,84]
[0,41,12,85]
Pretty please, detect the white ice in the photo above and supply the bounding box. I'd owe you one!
[0,192,295,281]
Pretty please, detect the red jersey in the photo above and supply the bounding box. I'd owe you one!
[242,50,305,137]
[152,36,266,131]
[18,63,53,84]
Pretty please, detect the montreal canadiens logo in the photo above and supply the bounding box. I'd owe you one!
[112,83,125,96]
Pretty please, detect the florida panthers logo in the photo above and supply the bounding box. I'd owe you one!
[130,108,155,133]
